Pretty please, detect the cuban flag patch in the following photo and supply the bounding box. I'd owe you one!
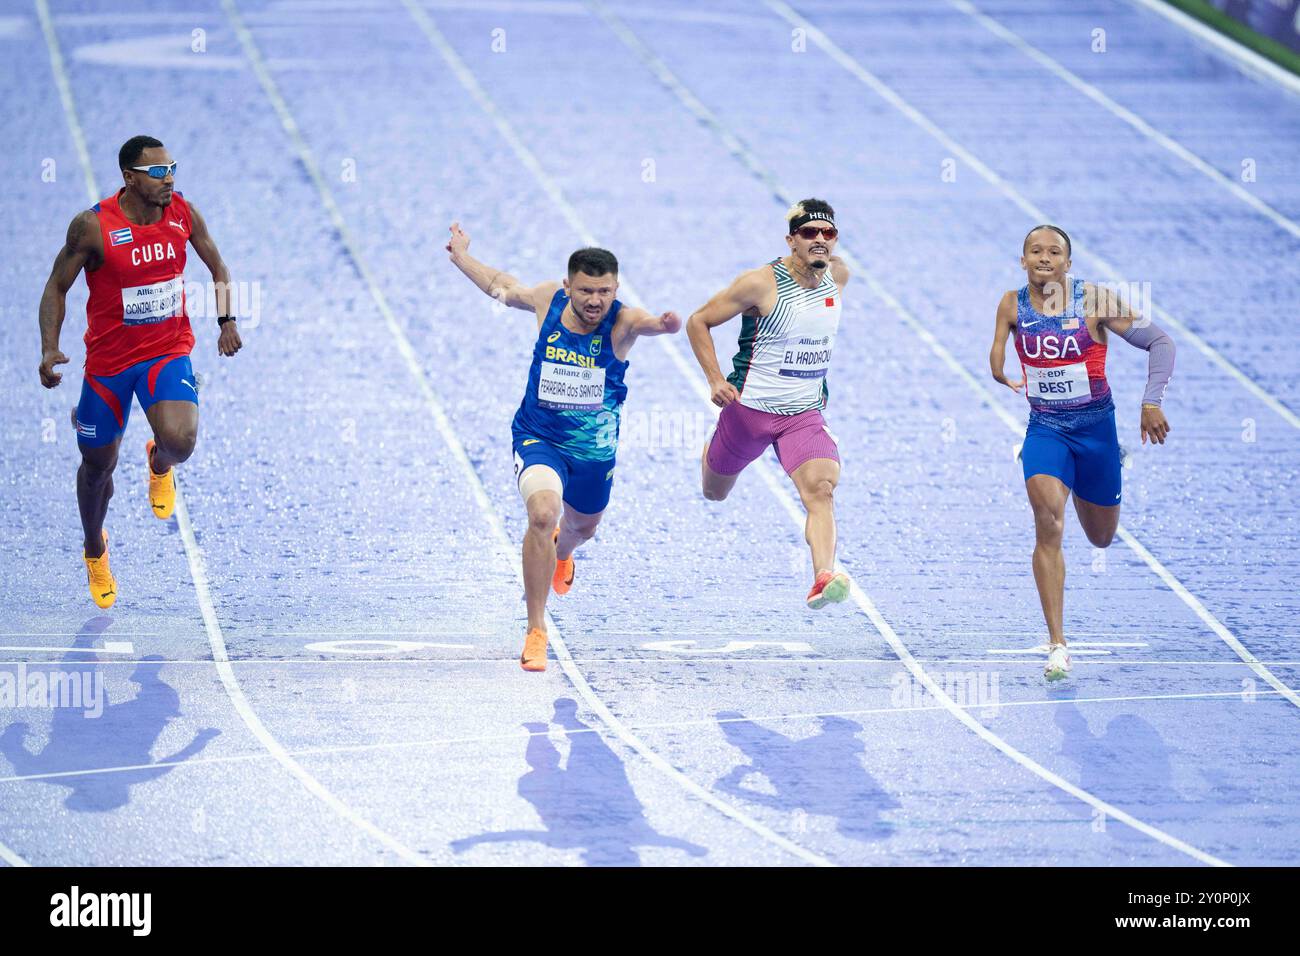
[109,227,133,247]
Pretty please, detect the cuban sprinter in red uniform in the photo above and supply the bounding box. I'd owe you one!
[38,136,242,609]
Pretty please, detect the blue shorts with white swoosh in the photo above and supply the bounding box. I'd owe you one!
[74,352,197,448]
[1021,407,1122,507]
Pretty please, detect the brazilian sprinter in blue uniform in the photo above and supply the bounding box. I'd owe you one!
[447,223,682,671]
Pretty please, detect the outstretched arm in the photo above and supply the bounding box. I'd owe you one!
[1092,285,1174,446]
[612,306,681,358]
[989,290,1024,393]
[446,221,551,315]
[38,210,96,388]
[686,268,771,407]
[188,202,242,357]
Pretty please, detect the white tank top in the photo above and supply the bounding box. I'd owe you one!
[726,258,841,414]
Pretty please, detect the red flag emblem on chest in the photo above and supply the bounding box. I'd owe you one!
[825,297,835,307]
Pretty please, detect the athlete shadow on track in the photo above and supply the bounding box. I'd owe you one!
[1054,701,1186,843]
[714,712,899,841]
[0,616,219,812]
[450,698,707,865]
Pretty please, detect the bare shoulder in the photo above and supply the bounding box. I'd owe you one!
[532,279,561,305]
[611,303,651,339]
[992,290,1019,334]
[829,255,850,287]
[529,279,562,323]
[615,303,650,324]
[745,262,777,285]
[735,263,776,297]
[726,265,777,316]
[67,209,99,252]
[184,200,212,242]
[1083,281,1124,317]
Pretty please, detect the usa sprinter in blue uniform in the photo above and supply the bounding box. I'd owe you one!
[447,222,681,671]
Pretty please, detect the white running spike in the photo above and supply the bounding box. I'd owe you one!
[1045,643,1072,682]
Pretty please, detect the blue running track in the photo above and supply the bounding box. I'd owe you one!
[1,0,1297,866]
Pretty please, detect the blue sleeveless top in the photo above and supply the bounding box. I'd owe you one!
[1015,277,1114,431]
[511,290,629,462]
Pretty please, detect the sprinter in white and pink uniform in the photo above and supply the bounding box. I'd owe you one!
[686,199,851,610]
[990,225,1175,681]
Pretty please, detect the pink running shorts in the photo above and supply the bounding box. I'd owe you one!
[705,401,840,476]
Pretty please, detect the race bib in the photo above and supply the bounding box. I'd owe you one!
[1025,362,1090,401]
[121,278,183,326]
[779,332,834,378]
[538,361,606,410]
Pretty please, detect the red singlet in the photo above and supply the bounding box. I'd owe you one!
[83,189,195,376]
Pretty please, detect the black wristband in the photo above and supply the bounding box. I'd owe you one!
[217,315,237,326]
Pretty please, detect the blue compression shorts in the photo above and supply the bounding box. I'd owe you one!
[511,435,615,515]
[1021,410,1122,506]
[75,353,197,448]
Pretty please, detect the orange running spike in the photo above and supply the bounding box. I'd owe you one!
[520,627,549,672]
[552,527,574,595]
[145,439,176,520]
[83,530,117,610]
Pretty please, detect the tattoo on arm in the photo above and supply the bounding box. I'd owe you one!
[64,212,85,253]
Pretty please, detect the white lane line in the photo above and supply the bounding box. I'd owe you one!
[0,633,158,638]
[1071,642,1150,648]
[302,641,476,654]
[0,644,135,655]
[424,0,1234,865]
[37,0,428,867]
[0,843,28,868]
[3,657,1295,666]
[597,0,1300,715]
[1124,0,1300,98]
[1118,529,1300,708]
[0,631,501,639]
[34,0,95,196]
[764,0,1300,431]
[949,0,1300,241]
[2,686,1285,789]
[172,494,430,865]
[229,0,826,868]
[990,649,1114,656]
[588,0,1237,867]
[988,642,1150,655]
[2,0,96,871]
[404,0,835,868]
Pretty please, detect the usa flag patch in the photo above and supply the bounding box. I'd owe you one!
[109,227,133,247]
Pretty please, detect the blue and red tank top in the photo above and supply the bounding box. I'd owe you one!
[1015,277,1113,429]
[83,189,195,376]
[511,289,629,462]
